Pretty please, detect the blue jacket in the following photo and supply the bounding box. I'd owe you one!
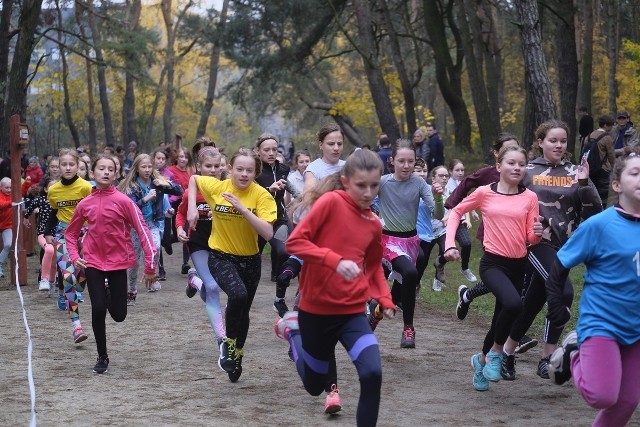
[127,178,183,223]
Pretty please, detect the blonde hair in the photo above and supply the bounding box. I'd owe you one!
[117,154,162,194]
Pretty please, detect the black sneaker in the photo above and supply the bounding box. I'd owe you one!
[549,330,578,385]
[93,355,109,374]
[158,268,167,281]
[218,337,237,373]
[501,354,516,381]
[228,349,244,383]
[367,299,383,331]
[515,335,538,354]
[456,285,470,320]
[181,264,191,274]
[273,299,289,318]
[537,355,551,379]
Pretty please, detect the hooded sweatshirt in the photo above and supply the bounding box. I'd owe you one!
[523,156,602,248]
[286,190,394,315]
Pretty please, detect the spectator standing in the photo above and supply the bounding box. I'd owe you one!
[412,128,430,163]
[611,111,639,157]
[586,115,616,208]
[577,106,594,156]
[426,124,445,171]
[377,134,392,175]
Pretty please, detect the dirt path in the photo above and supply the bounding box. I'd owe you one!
[0,252,636,426]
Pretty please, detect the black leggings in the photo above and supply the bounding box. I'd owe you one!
[291,310,382,427]
[209,250,261,349]
[85,267,128,358]
[479,252,526,355]
[454,225,472,270]
[416,235,445,283]
[258,223,290,280]
[390,255,419,326]
[508,243,574,345]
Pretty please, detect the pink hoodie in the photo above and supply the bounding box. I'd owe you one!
[65,185,156,274]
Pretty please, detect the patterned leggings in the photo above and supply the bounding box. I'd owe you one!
[55,223,86,322]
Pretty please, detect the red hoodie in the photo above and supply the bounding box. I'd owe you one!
[65,185,157,274]
[286,190,393,315]
[24,164,43,187]
[0,192,11,230]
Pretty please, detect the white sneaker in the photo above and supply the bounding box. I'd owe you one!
[432,278,443,292]
[149,281,161,292]
[39,279,51,291]
[461,269,478,282]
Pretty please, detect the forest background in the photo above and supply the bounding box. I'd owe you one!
[0,0,639,162]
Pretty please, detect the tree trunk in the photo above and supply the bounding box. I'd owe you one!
[86,0,116,146]
[378,0,417,136]
[515,0,557,126]
[457,0,500,162]
[75,4,97,153]
[306,100,366,147]
[606,0,619,114]
[423,0,472,151]
[161,0,175,145]
[0,0,14,153]
[143,67,167,147]
[580,0,593,112]
[351,0,401,143]
[485,1,505,111]
[122,0,141,148]
[551,0,579,158]
[196,0,229,138]
[55,0,80,148]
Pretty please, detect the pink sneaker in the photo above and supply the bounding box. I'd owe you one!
[324,384,342,414]
[274,311,299,340]
[73,326,88,344]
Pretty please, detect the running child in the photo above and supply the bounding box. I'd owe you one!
[444,145,543,391]
[186,147,276,382]
[0,177,11,278]
[44,148,92,343]
[65,154,157,373]
[276,149,395,427]
[547,149,640,426]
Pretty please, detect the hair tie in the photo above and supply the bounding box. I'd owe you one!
[198,146,219,161]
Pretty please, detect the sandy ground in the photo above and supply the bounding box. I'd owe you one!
[0,251,637,427]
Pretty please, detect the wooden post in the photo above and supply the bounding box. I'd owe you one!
[9,114,28,286]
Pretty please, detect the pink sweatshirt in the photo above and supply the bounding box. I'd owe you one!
[65,185,157,274]
[445,184,541,258]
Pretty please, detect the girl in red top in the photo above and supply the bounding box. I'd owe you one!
[444,145,543,392]
[65,154,156,374]
[24,156,44,187]
[0,177,12,278]
[168,147,195,273]
[276,149,395,427]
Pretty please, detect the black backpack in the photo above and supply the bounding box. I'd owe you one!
[582,132,608,177]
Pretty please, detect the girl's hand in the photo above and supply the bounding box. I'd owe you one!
[444,247,460,262]
[577,154,589,180]
[45,235,55,245]
[177,226,189,243]
[432,182,444,196]
[471,210,480,222]
[336,260,361,281]
[269,179,287,193]
[73,258,87,270]
[167,208,175,216]
[222,192,247,213]
[153,177,170,188]
[533,216,544,236]
[186,207,199,230]
[142,272,156,288]
[383,308,395,319]
[462,218,472,229]
[145,189,157,202]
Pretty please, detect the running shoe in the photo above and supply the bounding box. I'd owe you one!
[461,269,477,282]
[537,355,551,379]
[76,291,84,303]
[73,325,88,344]
[549,330,578,385]
[186,269,199,298]
[127,291,137,306]
[367,299,383,331]
[470,353,489,391]
[228,348,244,383]
[218,337,237,373]
[57,293,67,311]
[324,384,342,414]
[456,285,470,320]
[274,311,299,340]
[400,326,415,348]
[482,349,503,382]
[181,263,190,275]
[157,268,167,281]
[501,354,516,381]
[38,279,50,291]
[273,299,289,318]
[432,278,443,292]
[433,258,446,282]
[515,335,538,354]
[148,281,161,292]
[93,355,109,374]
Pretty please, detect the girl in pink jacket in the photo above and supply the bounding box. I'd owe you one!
[65,154,157,374]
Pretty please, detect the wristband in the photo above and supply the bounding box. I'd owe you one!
[444,246,457,254]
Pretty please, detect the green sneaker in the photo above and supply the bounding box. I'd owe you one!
[471,353,489,391]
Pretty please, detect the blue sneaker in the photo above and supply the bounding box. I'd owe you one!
[76,291,84,303]
[57,294,67,311]
[483,349,504,382]
[470,353,489,391]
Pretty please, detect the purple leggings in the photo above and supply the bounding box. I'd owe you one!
[572,336,640,427]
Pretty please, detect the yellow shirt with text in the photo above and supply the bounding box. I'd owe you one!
[197,177,276,256]
[48,178,93,223]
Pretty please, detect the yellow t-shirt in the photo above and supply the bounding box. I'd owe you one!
[197,177,277,256]
[48,178,93,223]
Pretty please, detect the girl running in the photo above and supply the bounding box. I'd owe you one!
[65,154,156,373]
[176,142,226,360]
[186,147,276,382]
[44,148,92,344]
[276,149,395,427]
[0,177,11,278]
[444,145,543,391]
[500,120,602,380]
[168,147,195,274]
[377,138,444,348]
[547,149,640,427]
[23,177,58,292]
[118,154,182,303]
[286,150,311,199]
